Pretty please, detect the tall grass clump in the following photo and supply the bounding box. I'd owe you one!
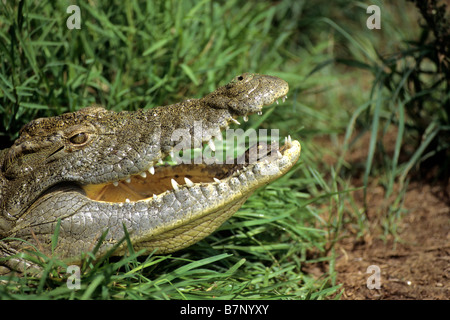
[336,0,449,189]
[318,0,449,238]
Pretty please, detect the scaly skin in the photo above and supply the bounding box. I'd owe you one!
[0,73,301,271]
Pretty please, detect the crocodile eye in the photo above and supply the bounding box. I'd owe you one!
[69,132,89,145]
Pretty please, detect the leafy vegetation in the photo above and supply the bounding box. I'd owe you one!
[1,0,447,300]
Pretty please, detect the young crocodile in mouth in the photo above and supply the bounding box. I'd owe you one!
[0,73,301,272]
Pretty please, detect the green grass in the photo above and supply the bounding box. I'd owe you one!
[1,0,444,300]
[1,181,341,299]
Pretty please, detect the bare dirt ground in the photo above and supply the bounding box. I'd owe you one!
[335,181,449,299]
[314,131,449,299]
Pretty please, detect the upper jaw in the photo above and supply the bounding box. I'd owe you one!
[95,75,291,189]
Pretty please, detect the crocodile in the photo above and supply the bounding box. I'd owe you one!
[0,73,301,272]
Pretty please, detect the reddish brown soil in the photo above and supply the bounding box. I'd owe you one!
[313,131,449,299]
[335,181,449,299]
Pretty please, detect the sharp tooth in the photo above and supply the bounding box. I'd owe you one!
[282,95,287,102]
[113,181,119,187]
[125,177,131,183]
[169,151,174,159]
[230,118,240,125]
[285,135,292,148]
[125,198,130,203]
[257,111,262,115]
[277,150,283,158]
[149,166,155,175]
[208,139,216,152]
[243,115,248,122]
[213,177,221,183]
[158,159,164,165]
[184,177,194,187]
[276,100,279,105]
[171,178,179,190]
[140,171,147,178]
[153,194,157,200]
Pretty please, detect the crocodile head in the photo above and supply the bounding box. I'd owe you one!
[0,73,301,268]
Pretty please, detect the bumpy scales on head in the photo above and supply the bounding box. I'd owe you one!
[0,73,301,272]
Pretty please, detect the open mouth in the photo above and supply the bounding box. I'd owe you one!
[82,135,296,204]
[77,75,295,207]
